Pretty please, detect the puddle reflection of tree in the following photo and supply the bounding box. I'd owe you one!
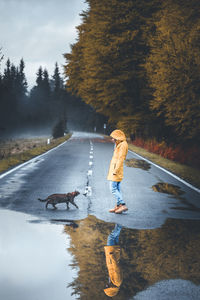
[152,182,184,196]
[64,215,200,300]
[152,182,200,212]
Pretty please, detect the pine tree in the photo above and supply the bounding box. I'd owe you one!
[1,60,16,125]
[0,47,3,69]
[0,58,29,130]
[3,59,11,86]
[52,62,63,92]
[29,66,51,124]
[18,58,28,96]
[51,63,68,124]
[36,66,43,87]
[43,68,51,99]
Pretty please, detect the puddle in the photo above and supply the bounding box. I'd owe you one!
[0,209,77,300]
[152,182,200,213]
[1,210,200,300]
[125,158,151,171]
[152,182,185,196]
[64,215,200,299]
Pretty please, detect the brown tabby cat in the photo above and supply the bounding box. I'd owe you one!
[38,191,80,209]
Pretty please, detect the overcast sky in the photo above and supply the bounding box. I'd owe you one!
[0,0,87,89]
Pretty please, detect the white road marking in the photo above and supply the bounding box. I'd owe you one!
[84,140,94,198]
[87,186,92,196]
[128,149,200,194]
[84,186,92,196]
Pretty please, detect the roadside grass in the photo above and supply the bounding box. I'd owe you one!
[0,133,72,174]
[128,143,200,190]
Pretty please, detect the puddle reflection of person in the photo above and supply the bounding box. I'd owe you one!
[104,224,123,297]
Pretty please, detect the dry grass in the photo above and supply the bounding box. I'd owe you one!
[128,143,200,189]
[0,134,72,174]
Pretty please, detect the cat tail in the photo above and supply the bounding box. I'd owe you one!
[38,198,47,202]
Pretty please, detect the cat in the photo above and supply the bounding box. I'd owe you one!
[38,191,80,209]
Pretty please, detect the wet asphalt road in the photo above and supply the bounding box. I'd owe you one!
[0,131,199,228]
[0,131,200,300]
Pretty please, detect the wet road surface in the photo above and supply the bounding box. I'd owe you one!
[0,132,200,299]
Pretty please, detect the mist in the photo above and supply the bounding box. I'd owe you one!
[0,59,108,140]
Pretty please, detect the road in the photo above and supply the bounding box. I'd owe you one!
[0,132,200,300]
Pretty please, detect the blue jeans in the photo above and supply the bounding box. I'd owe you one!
[109,181,125,206]
[107,224,123,246]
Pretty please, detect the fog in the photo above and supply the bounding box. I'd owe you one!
[0,96,108,140]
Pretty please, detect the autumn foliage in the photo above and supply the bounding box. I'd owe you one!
[132,138,200,168]
[64,0,200,146]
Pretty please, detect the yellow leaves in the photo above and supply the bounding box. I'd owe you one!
[64,0,200,142]
[64,0,151,122]
[144,1,200,140]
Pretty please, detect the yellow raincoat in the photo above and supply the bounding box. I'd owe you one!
[104,245,123,297]
[107,130,128,182]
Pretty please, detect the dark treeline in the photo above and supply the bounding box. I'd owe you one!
[64,0,200,145]
[0,53,107,138]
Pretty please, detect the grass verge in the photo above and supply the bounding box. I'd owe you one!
[128,143,200,190]
[0,133,72,174]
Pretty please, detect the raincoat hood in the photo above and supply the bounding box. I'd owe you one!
[107,130,128,182]
[110,130,126,141]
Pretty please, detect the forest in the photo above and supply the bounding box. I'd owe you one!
[1,0,199,167]
[0,52,107,139]
[64,0,200,147]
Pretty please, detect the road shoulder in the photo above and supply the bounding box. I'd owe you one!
[0,133,72,175]
[128,143,200,191]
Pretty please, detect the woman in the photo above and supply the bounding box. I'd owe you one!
[107,129,128,214]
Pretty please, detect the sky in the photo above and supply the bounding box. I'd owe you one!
[0,0,87,89]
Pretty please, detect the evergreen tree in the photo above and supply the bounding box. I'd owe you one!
[29,66,52,124]
[36,66,43,87]
[43,68,51,99]
[16,59,28,119]
[0,47,3,69]
[3,59,11,86]
[18,58,28,96]
[0,58,28,132]
[52,62,63,105]
[51,63,67,122]
[1,60,15,125]
[52,62,63,92]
